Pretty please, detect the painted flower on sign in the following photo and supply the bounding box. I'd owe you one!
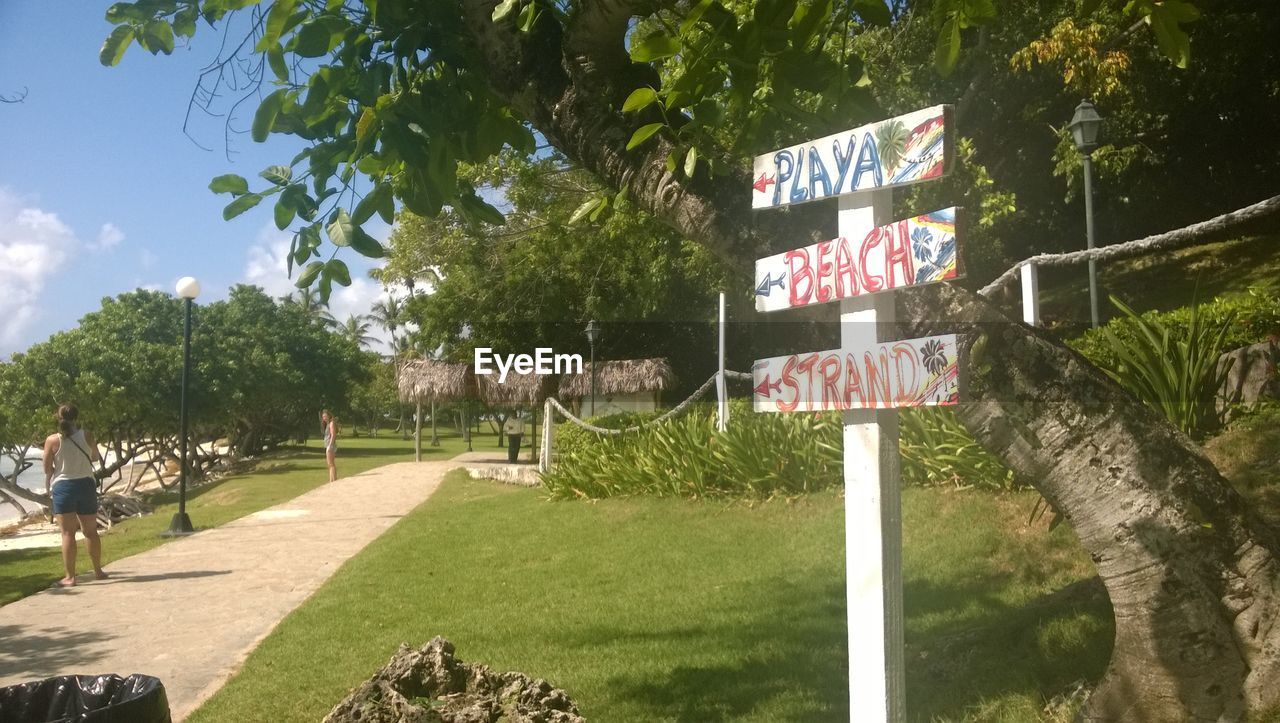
[921,338,949,375]
[911,227,936,263]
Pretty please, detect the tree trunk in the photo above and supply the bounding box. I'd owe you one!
[899,283,1280,719]
[449,5,1280,716]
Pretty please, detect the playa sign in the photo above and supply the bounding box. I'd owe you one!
[749,104,958,722]
[753,208,960,313]
[750,105,951,209]
[751,334,959,413]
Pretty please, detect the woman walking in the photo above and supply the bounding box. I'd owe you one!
[321,410,338,483]
[42,403,107,588]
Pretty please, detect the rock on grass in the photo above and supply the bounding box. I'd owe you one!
[324,636,585,722]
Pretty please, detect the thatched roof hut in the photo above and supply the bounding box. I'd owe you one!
[557,358,676,399]
[476,371,554,409]
[397,359,475,404]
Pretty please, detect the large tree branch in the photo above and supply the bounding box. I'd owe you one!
[896,283,1280,719]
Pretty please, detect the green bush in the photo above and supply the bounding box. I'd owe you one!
[548,399,1024,499]
[553,409,665,459]
[1090,296,1235,438]
[544,400,842,499]
[899,407,1020,491]
[1070,283,1280,370]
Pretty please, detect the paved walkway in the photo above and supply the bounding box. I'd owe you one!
[0,454,500,720]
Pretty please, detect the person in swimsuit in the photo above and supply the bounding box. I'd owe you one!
[42,403,107,588]
[321,410,338,483]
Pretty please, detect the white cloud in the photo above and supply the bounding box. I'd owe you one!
[0,188,78,352]
[90,222,125,251]
[139,248,158,270]
[242,223,404,353]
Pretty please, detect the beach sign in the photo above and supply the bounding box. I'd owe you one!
[749,103,959,722]
[750,105,951,209]
[754,208,961,313]
[751,334,959,413]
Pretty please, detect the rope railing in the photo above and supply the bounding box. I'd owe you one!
[544,370,752,436]
[978,194,1280,299]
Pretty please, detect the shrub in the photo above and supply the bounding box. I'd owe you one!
[1070,283,1280,370]
[544,400,842,499]
[547,399,1023,499]
[898,407,1020,491]
[1091,296,1235,438]
[553,409,665,459]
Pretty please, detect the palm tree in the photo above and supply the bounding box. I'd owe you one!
[282,289,337,328]
[339,314,377,349]
[369,296,404,352]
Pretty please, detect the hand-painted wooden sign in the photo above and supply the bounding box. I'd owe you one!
[754,208,960,313]
[751,105,951,209]
[752,334,959,413]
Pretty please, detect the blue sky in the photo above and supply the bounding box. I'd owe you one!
[0,2,395,357]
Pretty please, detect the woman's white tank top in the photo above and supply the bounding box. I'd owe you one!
[52,429,95,483]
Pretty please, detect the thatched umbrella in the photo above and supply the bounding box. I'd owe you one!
[397,359,476,460]
[476,371,555,461]
[557,358,676,412]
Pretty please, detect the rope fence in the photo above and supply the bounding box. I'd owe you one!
[978,194,1280,300]
[538,371,752,471]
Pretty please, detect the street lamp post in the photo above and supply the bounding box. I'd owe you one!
[162,276,200,537]
[1068,99,1104,328]
[585,320,601,416]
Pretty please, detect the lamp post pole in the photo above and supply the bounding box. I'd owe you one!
[1068,99,1104,328]
[585,320,600,416]
[1082,150,1100,328]
[163,277,200,537]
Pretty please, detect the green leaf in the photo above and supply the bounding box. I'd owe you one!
[1147,4,1193,68]
[252,89,287,142]
[267,44,290,83]
[353,184,390,224]
[680,0,714,33]
[934,15,961,76]
[173,6,198,38]
[791,0,834,44]
[630,33,680,62]
[326,259,352,286]
[296,260,324,288]
[327,207,354,247]
[260,165,293,186]
[622,87,659,113]
[568,198,601,225]
[274,197,295,230]
[99,25,135,66]
[292,16,344,58]
[850,0,891,26]
[683,146,698,177]
[460,193,506,226]
[261,0,299,49]
[142,20,175,55]
[491,0,519,21]
[349,228,386,258]
[517,2,537,32]
[209,174,249,195]
[626,122,664,151]
[223,193,264,220]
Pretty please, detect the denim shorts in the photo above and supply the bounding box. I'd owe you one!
[51,477,98,515]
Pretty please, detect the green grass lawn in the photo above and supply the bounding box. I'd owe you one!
[0,428,495,606]
[191,471,1105,722]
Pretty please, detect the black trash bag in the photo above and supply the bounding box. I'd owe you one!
[0,674,170,723]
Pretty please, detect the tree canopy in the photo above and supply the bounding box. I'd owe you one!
[95,1,1280,719]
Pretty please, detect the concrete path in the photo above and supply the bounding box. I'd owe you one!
[0,455,492,720]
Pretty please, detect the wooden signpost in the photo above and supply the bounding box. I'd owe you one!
[750,105,958,722]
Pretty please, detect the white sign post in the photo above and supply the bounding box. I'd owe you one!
[749,106,956,722]
[840,191,904,722]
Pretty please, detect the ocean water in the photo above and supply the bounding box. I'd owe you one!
[0,448,47,523]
